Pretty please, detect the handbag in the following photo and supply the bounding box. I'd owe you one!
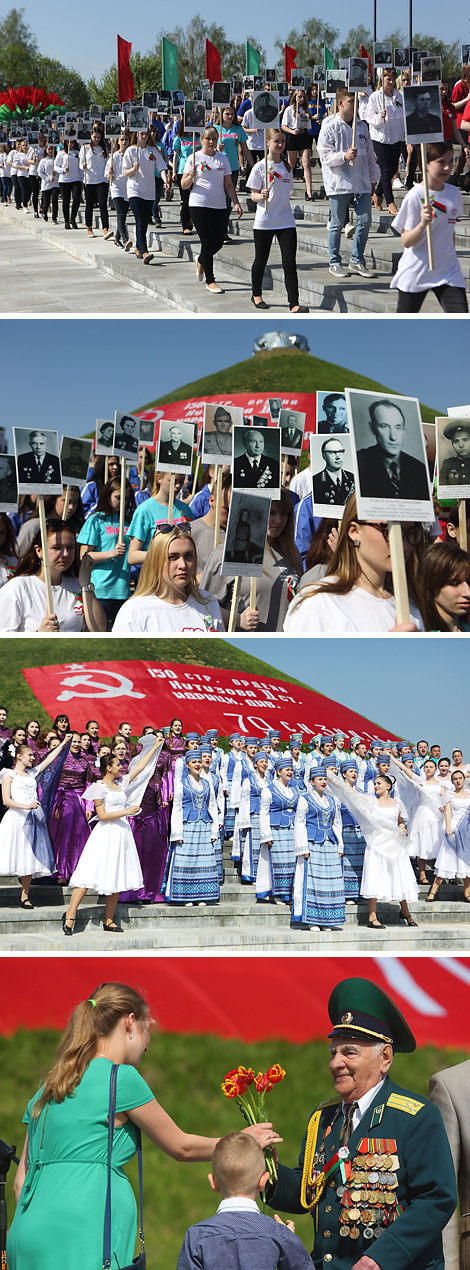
[103,1063,146,1270]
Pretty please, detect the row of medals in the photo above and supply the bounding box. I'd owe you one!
[337,1151,399,1241]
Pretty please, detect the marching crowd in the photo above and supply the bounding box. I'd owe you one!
[0,714,469,935]
[0,447,469,634]
[1,64,470,310]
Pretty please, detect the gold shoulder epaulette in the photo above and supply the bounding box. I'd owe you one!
[300,1097,342,1211]
[386,1093,425,1116]
[317,1096,343,1109]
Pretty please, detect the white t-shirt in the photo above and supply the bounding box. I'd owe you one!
[365,90,404,144]
[247,160,295,230]
[27,145,45,175]
[105,151,128,199]
[283,579,424,633]
[282,105,310,132]
[123,145,166,201]
[37,158,59,191]
[112,591,224,634]
[1,575,86,632]
[239,110,264,151]
[391,184,465,291]
[184,151,232,208]
[54,150,83,183]
[79,145,107,183]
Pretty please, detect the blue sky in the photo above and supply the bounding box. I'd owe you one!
[227,637,470,756]
[20,0,464,86]
[2,318,469,452]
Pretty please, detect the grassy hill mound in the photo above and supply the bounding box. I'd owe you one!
[134,345,437,424]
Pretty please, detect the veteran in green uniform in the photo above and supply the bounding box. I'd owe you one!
[440,422,470,487]
[268,978,456,1270]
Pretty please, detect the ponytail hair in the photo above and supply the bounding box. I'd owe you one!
[31,982,150,1117]
[266,129,291,171]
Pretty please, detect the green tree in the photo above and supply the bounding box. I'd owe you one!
[274,20,340,68]
[412,32,461,78]
[36,56,88,107]
[0,6,38,88]
[338,25,373,57]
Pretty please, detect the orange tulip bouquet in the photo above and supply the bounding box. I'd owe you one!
[221,1064,286,1186]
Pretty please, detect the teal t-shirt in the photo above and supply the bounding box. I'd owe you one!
[173,135,195,174]
[128,496,194,551]
[215,123,247,172]
[77,512,132,599]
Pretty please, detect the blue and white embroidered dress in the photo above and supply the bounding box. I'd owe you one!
[258,778,299,901]
[237,769,268,884]
[292,787,345,927]
[166,770,219,903]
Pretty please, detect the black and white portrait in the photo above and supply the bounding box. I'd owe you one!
[113,412,141,459]
[277,82,289,96]
[436,417,470,499]
[63,119,78,140]
[202,403,244,462]
[345,388,433,520]
[268,398,282,422]
[231,80,244,95]
[373,42,393,67]
[394,48,411,68]
[77,124,92,143]
[157,420,194,473]
[48,129,60,146]
[347,58,369,91]
[212,82,231,107]
[142,92,158,109]
[420,57,442,83]
[232,425,281,498]
[0,455,18,511]
[279,409,306,455]
[310,434,355,518]
[138,419,157,446]
[403,84,443,144]
[221,492,270,577]
[326,70,347,95]
[253,76,264,92]
[412,50,428,72]
[129,106,148,131]
[291,73,305,88]
[105,114,124,139]
[95,419,115,455]
[251,90,280,128]
[14,427,63,496]
[172,89,185,108]
[316,391,349,434]
[60,436,93,487]
[184,100,206,131]
[252,415,269,428]
[243,76,254,90]
[265,69,276,83]
[89,105,102,119]
[462,45,470,65]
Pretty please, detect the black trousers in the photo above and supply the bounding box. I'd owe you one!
[252,226,299,308]
[12,174,22,208]
[176,173,193,231]
[84,181,109,229]
[17,174,30,207]
[43,187,59,219]
[190,205,226,283]
[397,285,468,313]
[372,140,403,205]
[61,180,82,225]
[29,174,40,212]
[113,195,130,242]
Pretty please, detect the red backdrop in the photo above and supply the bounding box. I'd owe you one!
[22,660,395,741]
[1,958,469,1049]
[136,394,317,452]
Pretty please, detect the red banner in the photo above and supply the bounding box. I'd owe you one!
[21,660,396,742]
[205,38,221,86]
[1,958,470,1050]
[136,392,317,452]
[117,35,135,105]
[285,44,298,81]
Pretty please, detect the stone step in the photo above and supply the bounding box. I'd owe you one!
[0,922,469,953]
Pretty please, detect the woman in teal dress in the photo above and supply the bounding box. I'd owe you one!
[8,982,279,1270]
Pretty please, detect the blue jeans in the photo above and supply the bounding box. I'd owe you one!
[328,192,371,265]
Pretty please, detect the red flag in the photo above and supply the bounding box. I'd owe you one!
[284,44,298,82]
[360,45,373,83]
[117,35,135,105]
[205,37,221,86]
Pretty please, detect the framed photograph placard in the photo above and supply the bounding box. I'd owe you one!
[345,388,433,521]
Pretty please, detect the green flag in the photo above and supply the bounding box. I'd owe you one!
[323,44,335,68]
[162,36,178,90]
[246,41,260,75]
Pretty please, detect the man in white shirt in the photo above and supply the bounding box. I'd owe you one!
[318,88,380,279]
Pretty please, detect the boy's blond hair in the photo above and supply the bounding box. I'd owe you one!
[212,1132,265,1197]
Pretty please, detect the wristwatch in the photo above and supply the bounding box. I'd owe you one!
[82,583,95,593]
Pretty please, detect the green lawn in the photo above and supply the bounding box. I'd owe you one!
[1,1029,465,1268]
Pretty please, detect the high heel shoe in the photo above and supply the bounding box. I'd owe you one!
[62,912,74,935]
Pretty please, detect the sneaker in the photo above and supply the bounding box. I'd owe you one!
[348,260,376,278]
[329,263,349,278]
[344,222,355,238]
[392,177,403,189]
[124,239,133,252]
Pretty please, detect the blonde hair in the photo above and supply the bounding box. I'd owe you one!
[134,525,206,603]
[31,982,149,1117]
[212,1132,265,1197]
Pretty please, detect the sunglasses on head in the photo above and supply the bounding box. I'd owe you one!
[152,519,193,539]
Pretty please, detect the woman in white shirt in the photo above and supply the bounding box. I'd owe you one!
[54,140,83,229]
[15,138,32,210]
[281,89,313,200]
[27,131,46,217]
[105,132,132,249]
[79,124,113,240]
[365,70,404,213]
[1,518,106,633]
[7,145,22,209]
[113,523,224,634]
[284,492,425,634]
[247,129,308,313]
[182,125,242,293]
[37,146,60,223]
[123,128,165,263]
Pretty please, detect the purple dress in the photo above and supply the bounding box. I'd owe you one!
[48,753,94,880]
[164,736,185,801]
[120,749,171,903]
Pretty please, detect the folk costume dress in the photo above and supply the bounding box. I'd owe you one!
[0,769,55,879]
[292,786,345,927]
[166,770,219,903]
[390,758,445,862]
[220,746,242,840]
[328,773,418,903]
[230,752,252,863]
[434,791,470,880]
[7,1058,154,1270]
[238,768,268,884]
[48,752,94,881]
[68,778,144,895]
[340,797,367,901]
[258,778,299,901]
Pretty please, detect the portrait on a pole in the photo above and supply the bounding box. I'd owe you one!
[345,388,433,521]
[202,403,244,462]
[436,417,470,499]
[221,492,270,576]
[14,427,63,496]
[157,421,194,473]
[60,436,93,487]
[232,425,281,498]
[310,433,355,518]
[113,412,141,460]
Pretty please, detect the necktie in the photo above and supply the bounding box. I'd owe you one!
[341,1101,359,1143]
[390,461,400,494]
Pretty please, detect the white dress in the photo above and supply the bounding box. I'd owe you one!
[0,770,53,877]
[390,759,445,860]
[434,792,470,880]
[69,779,144,895]
[328,773,418,902]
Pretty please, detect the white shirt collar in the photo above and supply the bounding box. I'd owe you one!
[342,1078,386,1132]
[217,1198,261,1213]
